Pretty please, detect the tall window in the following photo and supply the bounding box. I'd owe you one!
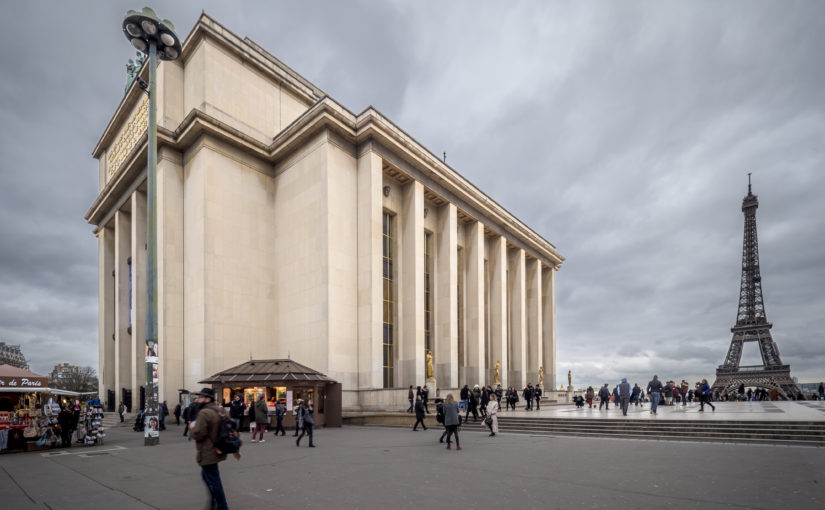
[424,232,432,355]
[382,212,395,388]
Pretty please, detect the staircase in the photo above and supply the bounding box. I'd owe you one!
[496,416,825,446]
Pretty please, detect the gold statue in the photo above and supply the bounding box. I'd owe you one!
[425,351,434,380]
[494,360,501,384]
[539,366,544,385]
[568,370,572,387]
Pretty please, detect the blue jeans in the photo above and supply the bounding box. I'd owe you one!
[201,464,228,510]
[650,392,661,413]
[407,399,413,413]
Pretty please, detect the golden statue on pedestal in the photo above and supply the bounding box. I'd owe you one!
[494,360,501,384]
[568,370,572,387]
[539,366,544,386]
[425,351,434,380]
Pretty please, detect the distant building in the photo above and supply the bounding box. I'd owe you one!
[0,342,29,370]
[50,363,80,383]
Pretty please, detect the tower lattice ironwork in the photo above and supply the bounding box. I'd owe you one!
[710,176,801,399]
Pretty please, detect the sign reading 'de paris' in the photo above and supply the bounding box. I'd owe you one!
[0,377,46,387]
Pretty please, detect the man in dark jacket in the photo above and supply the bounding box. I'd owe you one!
[228,395,245,431]
[58,406,73,447]
[598,384,611,411]
[495,385,503,407]
[412,395,427,431]
[647,375,664,415]
[523,384,534,411]
[631,384,641,406]
[465,389,479,422]
[174,403,182,425]
[422,385,431,414]
[534,385,542,410]
[191,387,240,510]
[272,400,286,436]
[407,385,415,413]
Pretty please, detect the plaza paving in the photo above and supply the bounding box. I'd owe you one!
[1,416,824,509]
[501,399,825,421]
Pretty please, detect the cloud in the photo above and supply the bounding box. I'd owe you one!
[0,1,822,389]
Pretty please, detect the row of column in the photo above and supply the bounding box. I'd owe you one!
[356,147,556,392]
[98,191,147,411]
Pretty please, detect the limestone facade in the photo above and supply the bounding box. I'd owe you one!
[86,14,564,411]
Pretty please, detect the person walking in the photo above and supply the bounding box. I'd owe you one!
[585,386,595,408]
[598,384,610,411]
[412,395,427,431]
[495,384,503,408]
[118,401,126,423]
[465,388,479,422]
[160,401,169,430]
[407,385,415,413]
[699,378,716,412]
[631,384,641,406]
[272,400,286,436]
[534,385,542,410]
[618,378,632,416]
[460,385,470,414]
[472,385,482,414]
[183,399,200,438]
[442,394,461,450]
[818,382,825,401]
[228,394,245,431]
[296,400,315,447]
[486,392,499,437]
[480,387,489,418]
[612,385,620,408]
[647,375,663,415]
[174,402,182,425]
[190,387,240,510]
[251,394,268,443]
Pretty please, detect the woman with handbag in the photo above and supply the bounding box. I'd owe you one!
[485,394,499,437]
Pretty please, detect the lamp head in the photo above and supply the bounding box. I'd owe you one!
[122,7,181,61]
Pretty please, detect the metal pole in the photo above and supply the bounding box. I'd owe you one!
[144,39,159,446]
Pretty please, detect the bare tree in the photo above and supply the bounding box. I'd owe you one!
[50,366,99,393]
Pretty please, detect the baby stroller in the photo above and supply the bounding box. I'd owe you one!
[133,409,146,432]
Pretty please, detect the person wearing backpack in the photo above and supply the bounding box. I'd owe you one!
[272,400,286,437]
[191,387,240,510]
[296,400,315,447]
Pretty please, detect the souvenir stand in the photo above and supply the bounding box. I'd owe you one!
[0,364,51,453]
[81,399,106,446]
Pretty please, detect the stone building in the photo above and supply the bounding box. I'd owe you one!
[0,342,29,370]
[86,14,563,411]
[49,362,80,383]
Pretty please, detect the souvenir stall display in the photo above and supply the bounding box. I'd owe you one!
[82,399,106,446]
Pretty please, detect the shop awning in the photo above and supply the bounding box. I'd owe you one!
[0,364,49,389]
[199,359,337,385]
[0,386,94,396]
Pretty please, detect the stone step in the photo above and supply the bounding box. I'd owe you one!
[497,420,825,432]
[497,424,825,440]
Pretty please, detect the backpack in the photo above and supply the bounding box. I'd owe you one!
[213,409,242,455]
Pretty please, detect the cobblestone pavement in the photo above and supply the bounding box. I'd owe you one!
[1,422,823,509]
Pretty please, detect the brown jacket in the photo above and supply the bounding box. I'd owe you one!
[191,403,227,466]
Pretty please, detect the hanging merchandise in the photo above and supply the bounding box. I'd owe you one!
[83,401,106,446]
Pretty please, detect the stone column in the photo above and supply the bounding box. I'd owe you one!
[464,220,485,386]
[542,264,557,391]
[157,147,185,405]
[489,235,508,387]
[509,248,526,388]
[435,203,458,388]
[357,149,383,390]
[114,210,132,406]
[130,191,147,411]
[98,227,115,406]
[399,180,424,386]
[526,258,542,386]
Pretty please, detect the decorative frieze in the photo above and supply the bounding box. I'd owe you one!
[107,97,149,179]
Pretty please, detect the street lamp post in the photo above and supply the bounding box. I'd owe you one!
[122,6,181,446]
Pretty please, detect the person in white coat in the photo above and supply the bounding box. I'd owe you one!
[486,396,499,437]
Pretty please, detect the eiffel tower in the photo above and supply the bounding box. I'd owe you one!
[710,176,801,399]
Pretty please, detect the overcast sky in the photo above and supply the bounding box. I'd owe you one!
[1,1,823,389]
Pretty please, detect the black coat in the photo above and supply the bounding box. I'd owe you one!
[414,400,425,419]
